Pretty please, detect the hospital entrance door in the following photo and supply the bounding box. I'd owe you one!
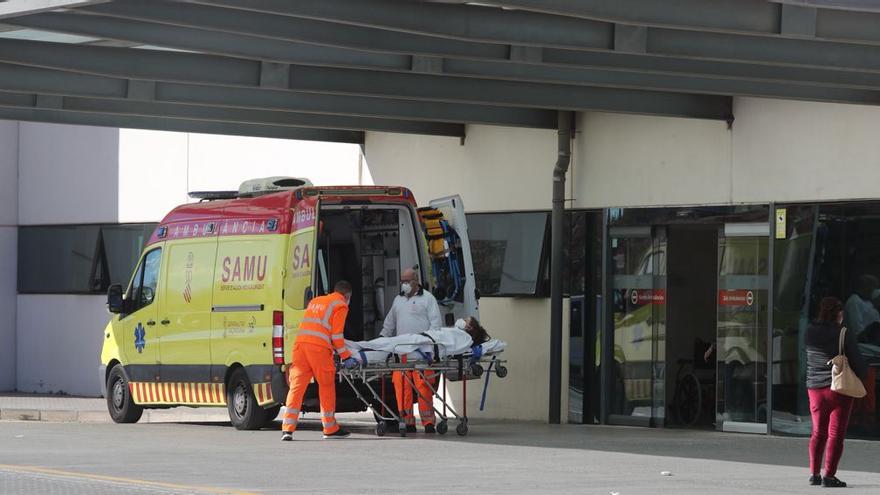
[607,226,666,426]
[716,224,769,434]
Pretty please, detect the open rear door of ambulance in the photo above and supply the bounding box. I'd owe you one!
[421,195,479,324]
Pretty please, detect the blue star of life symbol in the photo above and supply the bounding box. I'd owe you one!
[134,322,146,354]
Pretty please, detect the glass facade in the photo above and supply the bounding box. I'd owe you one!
[567,211,603,424]
[772,203,880,439]
[18,223,157,294]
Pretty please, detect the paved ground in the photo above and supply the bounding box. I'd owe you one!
[1,416,878,495]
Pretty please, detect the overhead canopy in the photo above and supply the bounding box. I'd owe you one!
[1,0,879,143]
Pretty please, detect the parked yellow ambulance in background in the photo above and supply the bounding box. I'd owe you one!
[100,177,477,429]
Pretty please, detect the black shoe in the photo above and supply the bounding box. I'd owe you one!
[822,476,847,488]
[424,424,436,434]
[323,428,351,439]
[406,425,417,433]
[281,432,293,442]
[809,474,821,486]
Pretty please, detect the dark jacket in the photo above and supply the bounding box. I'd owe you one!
[805,322,869,389]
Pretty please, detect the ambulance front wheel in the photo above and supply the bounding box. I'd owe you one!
[106,364,143,424]
[227,368,266,430]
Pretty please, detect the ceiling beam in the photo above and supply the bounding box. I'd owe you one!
[4,38,880,114]
[76,0,880,91]
[0,105,365,143]
[0,0,109,20]
[177,0,880,71]
[477,0,880,43]
[0,90,466,136]
[0,41,733,120]
[0,40,557,128]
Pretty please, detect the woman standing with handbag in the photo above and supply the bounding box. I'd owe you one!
[805,297,868,488]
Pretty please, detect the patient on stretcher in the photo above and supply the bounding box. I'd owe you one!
[345,316,506,365]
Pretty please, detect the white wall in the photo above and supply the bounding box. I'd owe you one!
[365,126,569,421]
[366,125,558,211]
[18,122,119,225]
[16,295,108,396]
[731,97,880,203]
[0,121,18,391]
[442,298,568,422]
[574,112,732,208]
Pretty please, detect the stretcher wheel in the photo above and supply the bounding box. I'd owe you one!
[495,365,508,378]
[437,420,448,435]
[376,422,387,437]
[399,423,407,437]
[470,363,484,377]
[456,422,468,436]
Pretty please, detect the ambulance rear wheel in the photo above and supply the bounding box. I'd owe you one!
[106,364,143,424]
[227,368,266,430]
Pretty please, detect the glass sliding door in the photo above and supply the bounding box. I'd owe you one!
[716,223,770,433]
[608,226,666,426]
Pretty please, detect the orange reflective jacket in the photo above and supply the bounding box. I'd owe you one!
[296,292,351,360]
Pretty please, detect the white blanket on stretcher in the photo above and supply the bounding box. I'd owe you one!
[346,328,507,364]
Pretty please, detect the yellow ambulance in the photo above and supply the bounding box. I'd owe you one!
[100,177,477,429]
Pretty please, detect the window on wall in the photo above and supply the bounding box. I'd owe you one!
[18,223,157,294]
[466,212,549,297]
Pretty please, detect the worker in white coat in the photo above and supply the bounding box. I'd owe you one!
[381,267,443,433]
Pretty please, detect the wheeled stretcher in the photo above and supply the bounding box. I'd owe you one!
[336,333,507,437]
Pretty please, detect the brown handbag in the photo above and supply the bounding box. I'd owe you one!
[829,327,867,398]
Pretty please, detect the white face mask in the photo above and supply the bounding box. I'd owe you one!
[454,318,467,330]
[400,282,412,296]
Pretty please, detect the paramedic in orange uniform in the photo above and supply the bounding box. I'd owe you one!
[381,268,443,434]
[281,280,358,441]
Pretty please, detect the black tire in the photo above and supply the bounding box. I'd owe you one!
[261,405,281,427]
[456,421,468,436]
[437,420,448,435]
[106,364,143,424]
[495,365,508,378]
[376,422,387,437]
[226,368,266,430]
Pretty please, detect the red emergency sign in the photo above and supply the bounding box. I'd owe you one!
[719,289,754,306]
[630,289,666,305]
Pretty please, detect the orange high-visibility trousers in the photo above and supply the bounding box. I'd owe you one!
[393,365,436,427]
[281,342,340,435]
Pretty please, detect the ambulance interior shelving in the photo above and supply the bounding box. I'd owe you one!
[315,205,457,342]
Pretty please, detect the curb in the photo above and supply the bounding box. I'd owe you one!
[0,408,232,424]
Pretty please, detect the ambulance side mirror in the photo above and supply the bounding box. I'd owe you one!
[107,284,125,314]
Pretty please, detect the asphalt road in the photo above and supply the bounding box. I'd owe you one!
[1,418,878,494]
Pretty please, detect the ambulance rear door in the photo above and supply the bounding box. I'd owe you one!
[423,195,479,322]
[283,195,320,362]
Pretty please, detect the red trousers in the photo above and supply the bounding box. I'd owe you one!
[808,387,855,477]
[282,343,340,435]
